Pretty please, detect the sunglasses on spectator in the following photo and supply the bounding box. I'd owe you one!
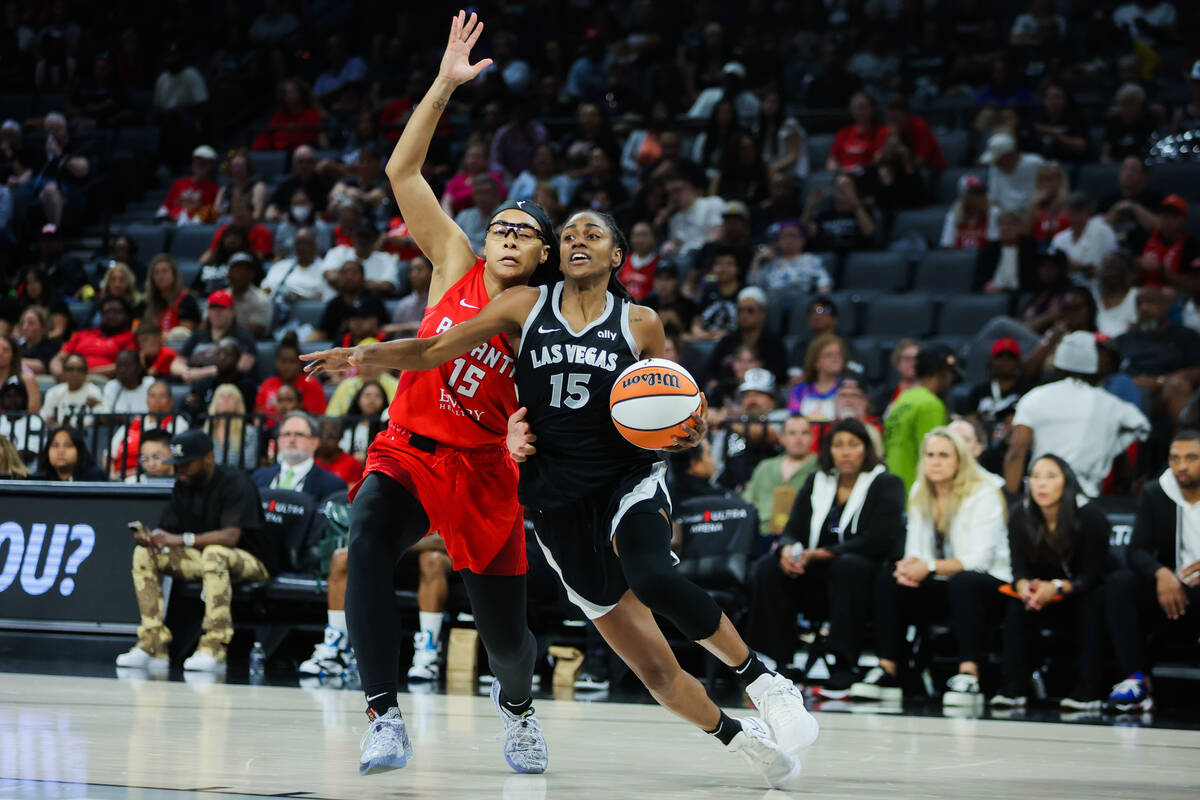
[486,222,543,242]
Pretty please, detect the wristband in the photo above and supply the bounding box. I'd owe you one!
[926,560,937,576]
[183,532,196,548]
[1052,578,1064,595]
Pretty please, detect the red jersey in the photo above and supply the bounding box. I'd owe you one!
[61,328,136,370]
[830,123,882,170]
[256,374,328,417]
[316,450,364,486]
[618,253,661,301]
[209,223,274,259]
[1030,209,1069,243]
[953,218,989,250]
[252,107,324,151]
[875,116,947,169]
[387,258,518,449]
[160,177,219,220]
[1138,231,1199,288]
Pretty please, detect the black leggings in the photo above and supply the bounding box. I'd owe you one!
[613,509,723,641]
[346,472,537,704]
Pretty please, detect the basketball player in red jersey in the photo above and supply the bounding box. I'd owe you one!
[343,11,552,776]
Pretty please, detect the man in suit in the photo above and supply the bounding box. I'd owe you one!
[252,411,348,503]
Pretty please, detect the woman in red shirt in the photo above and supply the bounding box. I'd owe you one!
[144,254,201,334]
[827,92,882,172]
[252,78,328,151]
[255,332,328,420]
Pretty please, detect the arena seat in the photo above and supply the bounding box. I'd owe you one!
[861,293,934,337]
[169,225,219,258]
[251,150,290,181]
[1148,161,1200,201]
[914,251,976,293]
[841,251,909,292]
[937,294,1009,336]
[892,206,950,247]
[290,301,326,328]
[851,335,887,383]
[1078,163,1119,201]
[122,224,168,260]
[256,340,280,379]
[806,133,835,170]
[936,129,969,168]
[176,259,202,290]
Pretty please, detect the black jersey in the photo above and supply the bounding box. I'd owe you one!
[516,282,659,510]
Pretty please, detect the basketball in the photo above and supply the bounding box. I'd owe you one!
[609,359,702,450]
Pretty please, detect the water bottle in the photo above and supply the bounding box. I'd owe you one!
[249,641,266,685]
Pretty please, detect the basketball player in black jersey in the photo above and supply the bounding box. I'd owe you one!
[304,210,818,790]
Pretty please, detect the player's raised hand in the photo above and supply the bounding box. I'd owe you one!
[439,10,493,87]
[506,406,537,462]
[300,346,365,377]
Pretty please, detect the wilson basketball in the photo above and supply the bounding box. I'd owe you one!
[609,359,702,450]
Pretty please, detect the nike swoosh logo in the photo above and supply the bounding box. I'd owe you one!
[537,326,559,334]
[459,299,480,309]
[367,692,389,701]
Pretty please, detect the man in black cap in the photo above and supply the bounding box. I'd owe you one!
[116,430,271,673]
[883,342,962,493]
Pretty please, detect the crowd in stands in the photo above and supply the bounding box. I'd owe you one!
[0,0,1198,716]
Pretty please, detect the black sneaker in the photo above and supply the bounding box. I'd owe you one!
[849,667,903,701]
[811,664,860,700]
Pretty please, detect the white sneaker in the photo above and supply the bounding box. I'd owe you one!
[358,708,414,775]
[299,626,352,677]
[407,630,441,682]
[745,672,819,755]
[727,716,803,791]
[850,666,903,701]
[942,673,982,706]
[115,645,168,670]
[490,679,548,774]
[988,693,1027,708]
[182,650,226,672]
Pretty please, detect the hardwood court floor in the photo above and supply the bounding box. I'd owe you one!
[1,672,1199,800]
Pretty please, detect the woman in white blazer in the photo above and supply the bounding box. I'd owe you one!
[852,426,1011,706]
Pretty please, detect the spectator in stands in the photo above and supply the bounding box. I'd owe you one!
[51,296,135,379]
[273,383,303,418]
[0,336,40,414]
[440,142,506,217]
[144,255,201,335]
[273,191,333,259]
[249,0,300,45]
[116,429,268,672]
[1020,286,1099,380]
[340,379,388,462]
[252,410,346,501]
[32,225,89,302]
[1016,250,1073,333]
[749,221,831,294]
[711,368,788,491]
[1022,83,1090,164]
[489,99,546,180]
[171,290,257,383]
[667,438,719,501]
[1115,287,1200,422]
[564,28,612,101]
[35,425,106,481]
[1104,428,1200,712]
[1007,332,1150,497]
[853,427,1010,705]
[688,61,760,128]
[0,434,30,479]
[1170,60,1200,134]
[805,38,863,110]
[109,381,188,480]
[663,171,725,263]
[329,146,391,224]
[157,145,219,223]
[644,262,698,336]
[992,455,1110,709]
[1027,162,1069,244]
[1101,156,1161,253]
[859,127,926,223]
[267,146,332,222]
[184,337,257,415]
[691,247,745,340]
[1048,192,1118,290]
[101,350,152,414]
[153,45,209,172]
[692,99,743,174]
[759,89,808,182]
[973,211,1037,293]
[963,338,1029,442]
[310,260,386,344]
[97,235,146,285]
[615,222,661,302]
[708,344,765,410]
[314,416,363,486]
[263,228,332,306]
[789,333,849,421]
[571,146,629,215]
[224,254,270,339]
[805,174,878,253]
[1097,332,1142,411]
[641,129,699,189]
[560,102,621,178]
[17,306,61,375]
[1134,196,1199,299]
[943,175,997,252]
[742,414,819,536]
[455,175,502,254]
[1095,254,1140,339]
[1102,83,1158,164]
[192,228,247,295]
[827,92,883,172]
[1,377,43,462]
[948,415,1002,477]
[620,101,671,179]
[256,334,327,419]
[313,33,368,110]
[200,197,273,265]
[980,133,1044,214]
[253,78,326,152]
[385,255,430,337]
[324,356,398,417]
[88,262,145,328]
[750,417,906,692]
[42,353,106,425]
[874,339,920,418]
[884,343,960,493]
[22,112,89,230]
[205,383,259,470]
[322,219,399,296]
[509,143,570,205]
[124,426,175,482]
[879,94,947,170]
[707,287,788,390]
[215,149,268,221]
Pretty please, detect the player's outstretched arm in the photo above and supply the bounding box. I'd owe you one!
[384,10,492,295]
[301,286,538,376]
